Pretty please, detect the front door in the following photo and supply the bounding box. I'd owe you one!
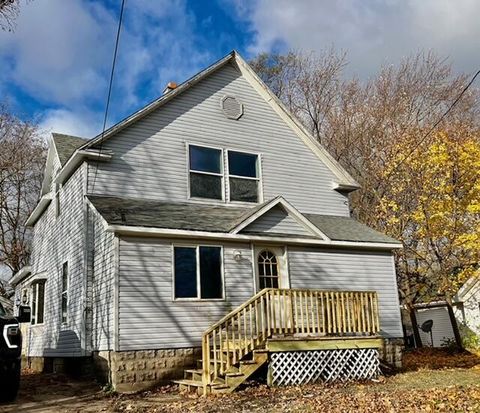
[254,246,289,292]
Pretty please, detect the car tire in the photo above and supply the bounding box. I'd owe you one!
[0,360,21,403]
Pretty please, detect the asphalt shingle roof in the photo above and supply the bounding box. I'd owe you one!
[52,133,86,166]
[89,196,399,245]
[89,196,250,233]
[305,214,399,244]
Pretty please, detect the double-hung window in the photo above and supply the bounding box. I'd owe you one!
[173,246,223,300]
[31,281,45,325]
[189,145,223,200]
[228,151,260,203]
[61,262,68,324]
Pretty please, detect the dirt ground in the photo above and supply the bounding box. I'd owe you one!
[1,349,480,413]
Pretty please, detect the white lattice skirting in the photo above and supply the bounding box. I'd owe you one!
[270,348,380,386]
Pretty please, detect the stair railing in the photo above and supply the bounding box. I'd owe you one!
[201,288,380,389]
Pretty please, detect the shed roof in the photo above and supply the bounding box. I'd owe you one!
[88,195,399,245]
[52,133,86,166]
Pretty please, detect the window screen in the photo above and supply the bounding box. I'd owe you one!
[174,246,223,299]
[189,145,223,200]
[228,151,259,203]
[190,173,222,200]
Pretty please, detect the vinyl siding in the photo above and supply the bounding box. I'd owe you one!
[87,205,116,351]
[287,247,403,338]
[117,237,254,350]
[19,165,86,357]
[415,307,455,347]
[242,207,311,236]
[88,62,349,216]
[455,282,480,337]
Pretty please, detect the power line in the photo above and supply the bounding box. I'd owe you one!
[91,0,126,192]
[386,69,480,178]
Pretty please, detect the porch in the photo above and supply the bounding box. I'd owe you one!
[174,288,383,394]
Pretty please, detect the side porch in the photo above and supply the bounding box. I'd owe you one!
[174,288,388,394]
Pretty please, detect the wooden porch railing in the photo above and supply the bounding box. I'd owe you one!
[201,288,380,388]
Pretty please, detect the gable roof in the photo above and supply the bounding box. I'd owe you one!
[88,195,400,246]
[52,133,87,166]
[229,196,328,239]
[79,51,359,191]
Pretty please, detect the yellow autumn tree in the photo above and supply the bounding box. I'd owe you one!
[378,131,480,305]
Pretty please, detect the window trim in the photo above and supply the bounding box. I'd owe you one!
[31,280,46,326]
[171,243,225,302]
[61,261,69,325]
[226,149,263,204]
[187,143,225,202]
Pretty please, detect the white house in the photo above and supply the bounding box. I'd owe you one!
[11,51,403,393]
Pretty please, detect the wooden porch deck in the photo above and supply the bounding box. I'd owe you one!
[174,288,382,394]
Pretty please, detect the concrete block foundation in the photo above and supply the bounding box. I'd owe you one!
[379,338,404,369]
[93,347,202,393]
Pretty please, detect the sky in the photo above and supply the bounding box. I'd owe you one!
[0,0,479,139]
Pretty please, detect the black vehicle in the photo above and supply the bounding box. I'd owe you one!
[0,303,29,402]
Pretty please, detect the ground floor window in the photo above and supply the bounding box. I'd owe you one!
[173,245,223,299]
[258,250,279,289]
[31,281,45,325]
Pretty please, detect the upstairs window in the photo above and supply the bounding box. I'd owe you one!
[189,145,223,200]
[173,245,223,300]
[228,151,259,203]
[31,281,45,325]
[61,262,68,324]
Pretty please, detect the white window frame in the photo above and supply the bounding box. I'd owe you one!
[171,243,225,302]
[226,149,263,204]
[61,261,69,324]
[186,142,263,205]
[31,280,46,326]
[187,143,225,203]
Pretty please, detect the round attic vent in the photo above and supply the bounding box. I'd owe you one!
[221,95,243,120]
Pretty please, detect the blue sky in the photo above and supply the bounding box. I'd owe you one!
[1,0,479,138]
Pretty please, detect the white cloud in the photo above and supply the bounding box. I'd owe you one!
[230,0,480,77]
[39,108,100,138]
[1,0,215,136]
[0,0,115,104]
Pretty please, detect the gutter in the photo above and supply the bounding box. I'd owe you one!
[9,266,32,287]
[106,224,403,250]
[25,193,53,227]
[53,149,112,186]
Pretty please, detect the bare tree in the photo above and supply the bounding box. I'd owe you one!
[252,49,480,306]
[0,103,45,287]
[0,0,33,32]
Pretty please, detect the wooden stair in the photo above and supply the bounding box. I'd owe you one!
[173,288,380,395]
[174,350,268,394]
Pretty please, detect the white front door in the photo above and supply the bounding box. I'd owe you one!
[254,246,290,292]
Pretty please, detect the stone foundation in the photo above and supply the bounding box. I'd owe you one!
[379,338,404,369]
[93,347,202,393]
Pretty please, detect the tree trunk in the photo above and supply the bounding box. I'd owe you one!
[445,303,463,350]
[409,307,423,348]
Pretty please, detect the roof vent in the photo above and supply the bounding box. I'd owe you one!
[221,95,243,120]
[163,81,178,94]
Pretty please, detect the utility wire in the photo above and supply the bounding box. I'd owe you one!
[386,69,480,178]
[91,0,126,192]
